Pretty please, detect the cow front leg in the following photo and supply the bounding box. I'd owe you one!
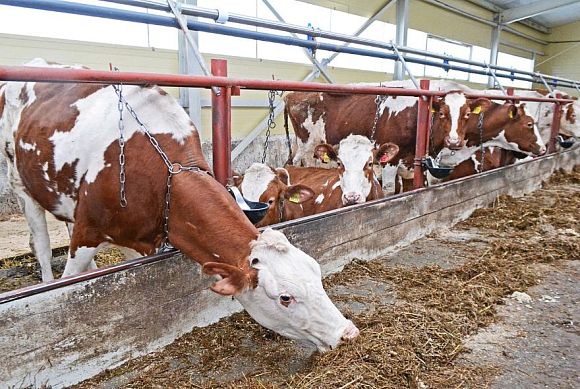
[17,194,54,282]
[62,241,106,278]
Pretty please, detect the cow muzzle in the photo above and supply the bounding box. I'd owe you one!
[444,136,464,150]
[342,192,362,205]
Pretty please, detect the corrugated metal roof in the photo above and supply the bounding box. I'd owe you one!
[486,0,580,28]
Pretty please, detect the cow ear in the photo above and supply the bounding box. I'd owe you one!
[231,171,244,187]
[275,168,290,186]
[470,98,492,114]
[432,100,441,112]
[202,262,252,295]
[374,143,399,166]
[314,143,337,163]
[507,104,519,120]
[284,184,314,204]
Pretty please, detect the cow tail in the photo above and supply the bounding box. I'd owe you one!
[284,105,294,166]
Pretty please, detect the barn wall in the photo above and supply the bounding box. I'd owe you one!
[535,20,580,96]
[1,146,579,389]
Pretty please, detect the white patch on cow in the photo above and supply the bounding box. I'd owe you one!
[241,163,275,202]
[319,93,323,101]
[42,162,50,181]
[105,163,112,168]
[237,229,356,352]
[337,134,374,203]
[213,253,220,258]
[437,145,479,166]
[445,92,467,144]
[48,85,195,188]
[18,140,36,152]
[397,160,414,180]
[470,153,481,172]
[294,110,326,166]
[47,187,53,192]
[84,190,88,196]
[62,243,107,277]
[381,96,417,118]
[36,149,40,155]
[322,180,330,188]
[486,130,527,154]
[315,194,324,204]
[53,193,77,221]
[331,181,340,190]
[381,163,399,195]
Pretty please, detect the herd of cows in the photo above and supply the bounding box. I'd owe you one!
[1,59,579,352]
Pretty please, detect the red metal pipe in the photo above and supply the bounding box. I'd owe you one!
[414,80,431,189]
[211,59,231,186]
[548,93,563,154]
[0,65,572,103]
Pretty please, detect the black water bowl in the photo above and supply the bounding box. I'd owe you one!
[512,151,528,159]
[228,186,269,225]
[422,157,454,179]
[557,136,575,149]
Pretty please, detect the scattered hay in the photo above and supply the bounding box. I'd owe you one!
[73,168,580,388]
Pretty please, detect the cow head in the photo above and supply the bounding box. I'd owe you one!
[475,103,546,156]
[203,229,359,352]
[561,100,580,138]
[314,134,398,205]
[239,163,314,227]
[434,91,492,150]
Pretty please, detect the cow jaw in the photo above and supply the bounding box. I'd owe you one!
[337,135,374,205]
[236,229,358,352]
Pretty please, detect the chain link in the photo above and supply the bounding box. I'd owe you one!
[477,112,486,173]
[371,87,387,141]
[111,80,211,253]
[115,79,128,208]
[262,89,284,164]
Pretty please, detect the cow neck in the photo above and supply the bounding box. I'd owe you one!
[430,114,448,155]
[167,172,259,270]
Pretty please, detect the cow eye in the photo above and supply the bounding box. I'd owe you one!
[439,112,445,118]
[279,294,293,307]
[527,122,533,128]
[465,112,470,118]
[251,258,259,266]
[336,161,342,167]
[368,161,373,167]
[268,198,275,205]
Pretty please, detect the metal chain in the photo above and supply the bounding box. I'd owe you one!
[429,112,435,158]
[115,78,128,208]
[111,83,211,253]
[262,89,283,164]
[477,112,486,173]
[371,88,387,141]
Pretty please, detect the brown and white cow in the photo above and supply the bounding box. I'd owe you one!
[429,102,546,184]
[0,59,358,352]
[238,135,397,224]
[284,80,491,194]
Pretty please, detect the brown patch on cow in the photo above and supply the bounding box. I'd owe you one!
[18,84,29,105]
[566,104,576,124]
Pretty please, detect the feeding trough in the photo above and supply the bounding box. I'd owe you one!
[228,186,269,225]
[557,136,575,149]
[422,156,454,179]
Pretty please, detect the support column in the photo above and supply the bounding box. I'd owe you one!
[548,93,563,154]
[414,79,431,189]
[394,0,409,80]
[178,0,202,132]
[211,59,231,186]
[488,13,502,88]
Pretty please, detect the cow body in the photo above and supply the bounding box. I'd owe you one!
[285,80,490,194]
[0,59,359,351]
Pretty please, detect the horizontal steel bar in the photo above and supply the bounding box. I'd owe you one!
[2,0,579,89]
[0,65,573,104]
[40,0,579,88]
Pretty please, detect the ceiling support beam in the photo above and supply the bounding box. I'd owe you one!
[501,0,579,24]
[394,0,410,80]
[488,13,501,88]
[466,0,549,33]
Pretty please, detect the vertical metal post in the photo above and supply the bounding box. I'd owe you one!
[500,87,515,166]
[394,0,410,80]
[211,59,231,186]
[414,79,431,189]
[548,93,562,154]
[488,13,502,88]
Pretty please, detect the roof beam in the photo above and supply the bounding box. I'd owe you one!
[466,0,549,33]
[501,0,579,24]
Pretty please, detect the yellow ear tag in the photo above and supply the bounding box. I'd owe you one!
[289,193,301,203]
[472,106,481,115]
[509,109,514,119]
[323,153,331,163]
[431,108,435,113]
